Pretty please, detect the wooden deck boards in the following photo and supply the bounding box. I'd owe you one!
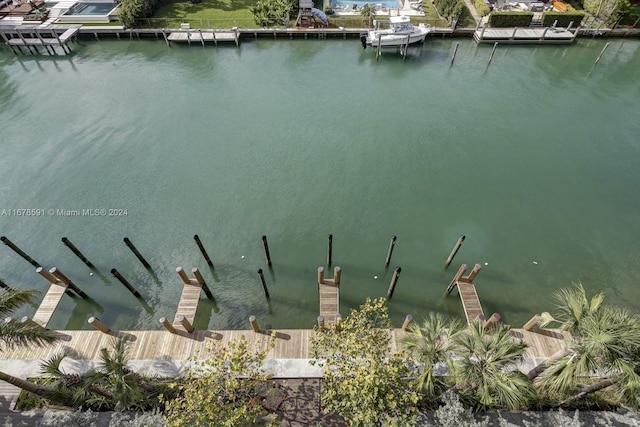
[318,279,339,324]
[474,27,576,44]
[173,281,203,331]
[166,31,238,43]
[0,328,569,363]
[457,281,484,325]
[31,283,68,328]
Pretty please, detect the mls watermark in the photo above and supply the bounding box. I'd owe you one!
[1,208,128,217]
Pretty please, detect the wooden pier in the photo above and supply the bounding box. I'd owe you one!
[172,268,212,332]
[165,28,239,46]
[446,263,484,325]
[317,266,340,325]
[474,26,578,44]
[31,282,68,328]
[0,25,81,55]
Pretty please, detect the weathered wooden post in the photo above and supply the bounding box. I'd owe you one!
[446,264,468,294]
[249,315,260,332]
[61,237,95,269]
[488,42,498,66]
[317,266,325,284]
[193,234,214,268]
[594,42,610,66]
[110,268,142,298]
[192,268,213,300]
[385,236,397,268]
[484,313,501,330]
[88,316,111,334]
[317,315,325,330]
[451,42,459,64]
[0,278,9,289]
[333,266,341,285]
[467,263,482,282]
[444,235,465,269]
[0,236,40,268]
[177,314,194,333]
[257,269,270,299]
[159,316,176,333]
[335,313,342,331]
[176,267,190,284]
[261,235,272,267]
[402,314,414,331]
[387,267,401,300]
[50,267,88,299]
[327,234,333,266]
[523,314,540,331]
[123,237,151,269]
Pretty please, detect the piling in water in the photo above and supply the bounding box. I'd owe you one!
[467,263,482,282]
[194,234,214,268]
[177,314,194,333]
[488,42,498,66]
[594,42,610,66]
[402,314,414,331]
[49,267,88,299]
[444,235,465,269]
[159,316,176,333]
[446,264,468,294]
[484,313,501,330]
[124,237,151,269]
[110,268,142,298]
[62,237,95,269]
[385,236,397,268]
[88,316,111,334]
[1,236,40,268]
[327,234,333,266]
[333,266,341,285]
[261,235,272,267]
[249,315,260,332]
[257,269,270,299]
[192,268,213,299]
[387,267,401,300]
[451,42,459,64]
[523,314,540,331]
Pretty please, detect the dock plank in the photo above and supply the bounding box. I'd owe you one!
[173,281,204,331]
[318,278,339,324]
[32,283,68,327]
[457,281,484,325]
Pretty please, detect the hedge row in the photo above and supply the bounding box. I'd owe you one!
[541,11,586,27]
[474,0,491,16]
[488,11,534,27]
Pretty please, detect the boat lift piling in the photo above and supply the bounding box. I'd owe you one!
[488,42,498,66]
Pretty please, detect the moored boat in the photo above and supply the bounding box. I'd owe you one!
[361,15,430,48]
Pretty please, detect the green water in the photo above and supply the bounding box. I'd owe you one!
[1,38,639,331]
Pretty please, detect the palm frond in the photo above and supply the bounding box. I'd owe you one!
[0,320,60,350]
[0,289,40,317]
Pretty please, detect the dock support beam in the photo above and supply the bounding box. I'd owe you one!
[1,236,40,268]
[194,234,214,268]
[124,237,151,269]
[62,237,95,269]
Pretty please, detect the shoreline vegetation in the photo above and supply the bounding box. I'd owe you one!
[2,284,640,425]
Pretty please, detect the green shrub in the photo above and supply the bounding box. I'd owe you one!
[474,0,491,16]
[488,11,534,26]
[541,11,586,26]
[119,0,157,28]
[435,0,464,22]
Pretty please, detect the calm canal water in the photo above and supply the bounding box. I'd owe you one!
[1,37,639,331]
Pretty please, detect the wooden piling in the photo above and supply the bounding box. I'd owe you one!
[317,266,325,285]
[177,315,194,333]
[317,315,325,330]
[327,234,333,266]
[176,267,190,284]
[159,316,176,333]
[335,313,342,331]
[594,42,610,66]
[88,316,111,334]
[257,269,270,299]
[488,42,498,66]
[0,278,9,289]
[402,314,414,331]
[110,268,142,298]
[467,263,482,282]
[192,268,213,299]
[387,267,401,300]
[49,267,88,299]
[123,237,151,269]
[523,314,540,331]
[61,237,95,268]
[444,235,465,269]
[484,313,501,330]
[446,264,468,294]
[451,42,459,64]
[249,315,260,332]
[385,236,397,268]
[333,266,341,285]
[1,236,40,268]
[193,234,214,268]
[261,235,272,267]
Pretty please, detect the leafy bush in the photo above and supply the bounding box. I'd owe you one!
[541,11,586,26]
[488,11,534,26]
[434,0,464,22]
[250,0,293,26]
[474,0,491,16]
[119,0,157,28]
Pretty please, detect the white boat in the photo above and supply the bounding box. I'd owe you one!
[362,16,430,48]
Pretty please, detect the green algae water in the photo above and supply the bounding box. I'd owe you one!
[1,38,639,330]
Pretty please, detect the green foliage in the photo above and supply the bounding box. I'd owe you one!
[310,297,419,427]
[119,0,157,28]
[0,289,60,350]
[360,4,376,28]
[474,0,491,16]
[164,335,278,427]
[541,11,585,26]
[250,0,292,27]
[434,0,464,22]
[488,11,534,27]
[435,391,489,427]
[583,0,630,22]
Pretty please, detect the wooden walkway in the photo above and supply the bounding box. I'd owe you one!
[474,27,578,44]
[447,264,485,325]
[31,283,68,328]
[318,267,340,324]
[166,30,239,46]
[0,26,80,54]
[173,278,204,332]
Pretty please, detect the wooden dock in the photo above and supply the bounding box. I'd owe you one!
[31,282,68,328]
[447,264,485,325]
[474,26,578,44]
[0,26,80,54]
[165,29,239,46]
[318,267,340,325]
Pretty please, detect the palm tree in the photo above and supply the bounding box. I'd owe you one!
[400,312,463,404]
[536,284,640,408]
[450,321,535,410]
[0,288,60,349]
